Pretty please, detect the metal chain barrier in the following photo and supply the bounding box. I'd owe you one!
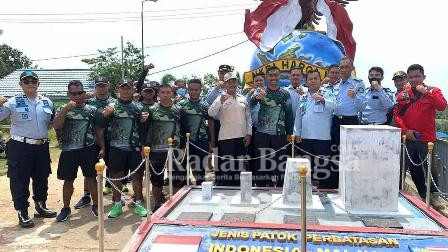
[293,143,339,164]
[104,177,138,205]
[104,159,145,181]
[189,141,291,161]
[419,158,448,196]
[404,145,429,167]
[148,156,169,176]
[173,148,187,165]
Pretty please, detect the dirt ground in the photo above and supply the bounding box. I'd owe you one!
[0,155,144,252]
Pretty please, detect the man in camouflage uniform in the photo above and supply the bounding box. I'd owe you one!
[144,84,183,210]
[178,79,214,185]
[101,79,149,218]
[251,66,294,187]
[73,76,124,208]
[52,80,101,221]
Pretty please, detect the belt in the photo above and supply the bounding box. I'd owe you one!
[10,135,48,145]
[334,115,358,120]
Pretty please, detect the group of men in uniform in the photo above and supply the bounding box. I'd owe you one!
[0,57,446,228]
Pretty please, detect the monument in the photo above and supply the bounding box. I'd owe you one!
[334,125,410,215]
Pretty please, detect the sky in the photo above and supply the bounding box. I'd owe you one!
[0,0,447,95]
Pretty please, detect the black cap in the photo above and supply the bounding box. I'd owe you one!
[118,78,133,87]
[218,64,232,72]
[392,71,407,80]
[20,70,38,81]
[95,76,108,85]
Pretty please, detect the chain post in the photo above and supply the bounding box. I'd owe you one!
[426,142,434,208]
[144,146,151,222]
[299,164,307,252]
[95,162,106,252]
[401,135,406,190]
[168,137,174,200]
[291,135,295,158]
[186,133,190,186]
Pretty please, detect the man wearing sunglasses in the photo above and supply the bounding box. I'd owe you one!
[101,79,149,218]
[0,70,57,228]
[52,80,101,222]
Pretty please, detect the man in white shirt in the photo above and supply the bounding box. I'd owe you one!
[208,72,252,186]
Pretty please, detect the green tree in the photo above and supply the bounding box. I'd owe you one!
[160,73,176,85]
[0,44,32,78]
[202,73,218,87]
[82,42,143,90]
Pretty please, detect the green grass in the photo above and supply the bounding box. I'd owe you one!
[0,158,6,176]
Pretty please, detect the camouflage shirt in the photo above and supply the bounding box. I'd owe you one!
[104,100,143,151]
[178,99,210,142]
[146,103,181,152]
[86,96,117,142]
[251,87,293,135]
[60,104,97,151]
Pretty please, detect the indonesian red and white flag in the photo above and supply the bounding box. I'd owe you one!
[150,235,202,252]
[316,0,357,59]
[244,0,302,52]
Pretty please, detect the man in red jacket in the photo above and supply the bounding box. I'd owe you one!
[394,64,447,203]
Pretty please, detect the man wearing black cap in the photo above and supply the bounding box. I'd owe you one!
[73,76,123,208]
[101,79,149,218]
[0,70,57,228]
[140,81,159,107]
[392,71,409,103]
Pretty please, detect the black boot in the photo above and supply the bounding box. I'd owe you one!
[34,201,57,218]
[18,209,35,228]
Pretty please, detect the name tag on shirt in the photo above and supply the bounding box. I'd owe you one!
[372,95,379,99]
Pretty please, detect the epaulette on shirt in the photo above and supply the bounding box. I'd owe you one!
[353,77,363,82]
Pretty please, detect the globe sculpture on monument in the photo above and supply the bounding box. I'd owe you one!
[245,30,345,88]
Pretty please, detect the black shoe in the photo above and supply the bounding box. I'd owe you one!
[34,202,57,218]
[91,204,98,217]
[74,195,91,209]
[18,210,35,228]
[56,207,71,222]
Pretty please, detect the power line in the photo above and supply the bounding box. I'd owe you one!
[0,12,244,24]
[0,8,250,21]
[148,40,249,76]
[31,32,245,61]
[0,3,257,16]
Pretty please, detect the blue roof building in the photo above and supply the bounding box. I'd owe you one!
[0,69,94,99]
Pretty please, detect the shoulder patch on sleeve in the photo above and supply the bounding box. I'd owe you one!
[358,87,365,93]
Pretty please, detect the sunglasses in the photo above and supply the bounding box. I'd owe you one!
[68,91,86,96]
[22,79,38,85]
[143,88,155,93]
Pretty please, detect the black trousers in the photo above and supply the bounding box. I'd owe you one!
[216,137,247,186]
[405,141,437,199]
[330,115,359,188]
[102,144,129,188]
[301,139,334,189]
[253,132,287,187]
[6,140,51,210]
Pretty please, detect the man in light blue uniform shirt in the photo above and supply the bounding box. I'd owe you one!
[360,66,394,125]
[0,71,57,228]
[294,70,336,188]
[285,67,305,119]
[330,57,366,188]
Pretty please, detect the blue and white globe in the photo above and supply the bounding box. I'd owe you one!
[249,30,346,87]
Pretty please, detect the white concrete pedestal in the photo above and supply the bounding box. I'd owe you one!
[339,125,401,213]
